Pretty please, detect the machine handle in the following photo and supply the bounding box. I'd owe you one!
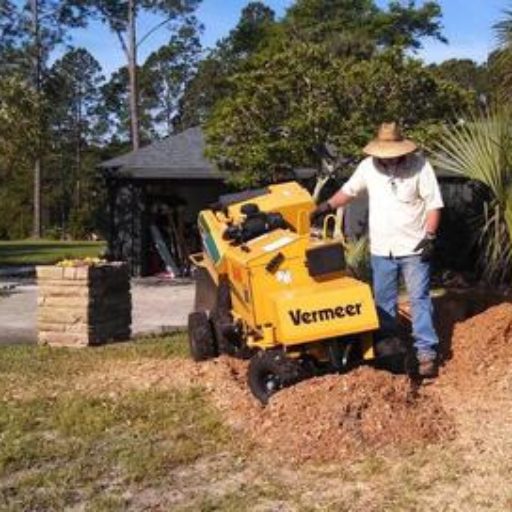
[322,209,347,247]
[189,252,207,268]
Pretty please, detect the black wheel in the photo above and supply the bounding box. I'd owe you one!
[248,350,305,405]
[188,311,218,361]
[210,276,253,359]
[210,275,236,355]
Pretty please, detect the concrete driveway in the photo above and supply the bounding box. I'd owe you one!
[0,278,195,346]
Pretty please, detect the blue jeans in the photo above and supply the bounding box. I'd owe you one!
[371,254,438,359]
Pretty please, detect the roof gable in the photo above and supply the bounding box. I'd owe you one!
[99,126,223,180]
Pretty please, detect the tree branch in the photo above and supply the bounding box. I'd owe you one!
[137,15,175,49]
[94,3,128,57]
[115,29,129,59]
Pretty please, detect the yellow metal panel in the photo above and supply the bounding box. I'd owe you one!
[361,332,375,360]
[272,280,379,346]
[226,259,255,326]
[195,181,381,353]
[198,210,230,274]
[249,258,313,328]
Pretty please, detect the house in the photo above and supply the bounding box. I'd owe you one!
[99,127,227,276]
[99,127,476,276]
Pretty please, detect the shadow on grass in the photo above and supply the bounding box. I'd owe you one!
[0,332,189,383]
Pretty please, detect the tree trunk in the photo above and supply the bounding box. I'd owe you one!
[75,92,82,212]
[128,0,140,150]
[33,158,42,237]
[75,135,81,212]
[30,0,42,238]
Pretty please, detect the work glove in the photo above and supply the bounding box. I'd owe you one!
[414,233,436,262]
[309,201,333,225]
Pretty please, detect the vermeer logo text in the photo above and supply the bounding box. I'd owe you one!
[288,303,362,326]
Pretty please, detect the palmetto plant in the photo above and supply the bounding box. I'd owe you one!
[345,235,371,282]
[435,110,512,284]
[493,8,512,103]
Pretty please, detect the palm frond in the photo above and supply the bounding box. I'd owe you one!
[493,9,512,103]
[345,236,370,281]
[479,200,512,283]
[494,9,512,48]
[434,109,512,284]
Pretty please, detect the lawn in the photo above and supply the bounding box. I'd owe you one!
[0,335,234,511]
[0,240,106,266]
[1,333,510,511]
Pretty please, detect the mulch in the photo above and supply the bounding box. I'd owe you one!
[73,301,512,464]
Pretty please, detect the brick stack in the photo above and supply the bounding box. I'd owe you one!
[37,263,131,347]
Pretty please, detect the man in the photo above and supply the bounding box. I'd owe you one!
[311,122,443,377]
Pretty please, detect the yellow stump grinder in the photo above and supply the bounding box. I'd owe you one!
[188,181,402,404]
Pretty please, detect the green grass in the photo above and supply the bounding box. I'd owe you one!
[0,334,232,511]
[0,334,189,398]
[0,240,106,266]
[0,333,189,377]
[174,483,286,512]
[0,390,230,511]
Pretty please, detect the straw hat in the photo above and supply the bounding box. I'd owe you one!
[363,122,417,158]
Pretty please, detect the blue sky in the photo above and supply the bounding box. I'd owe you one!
[61,0,508,77]
[414,0,506,63]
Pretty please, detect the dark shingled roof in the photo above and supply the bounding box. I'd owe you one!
[99,126,463,181]
[98,126,223,180]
